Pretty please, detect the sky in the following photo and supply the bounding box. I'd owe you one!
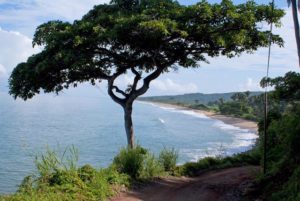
[0,0,299,97]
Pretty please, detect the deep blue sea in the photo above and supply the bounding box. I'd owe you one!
[0,92,257,193]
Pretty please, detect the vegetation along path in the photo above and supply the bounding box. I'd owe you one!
[111,166,259,201]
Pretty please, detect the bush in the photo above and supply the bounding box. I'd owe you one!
[158,147,178,172]
[18,176,34,193]
[139,153,164,179]
[78,164,97,183]
[113,146,164,180]
[241,113,257,121]
[2,146,130,201]
[256,103,300,200]
[179,150,260,177]
[271,167,300,201]
[101,167,130,186]
[113,146,147,179]
[180,157,222,176]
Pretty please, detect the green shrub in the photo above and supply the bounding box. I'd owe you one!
[180,157,221,176]
[2,146,130,201]
[100,167,130,186]
[113,146,147,179]
[241,113,257,121]
[18,175,34,193]
[270,167,300,201]
[158,147,178,172]
[113,146,165,180]
[48,169,85,188]
[78,164,97,183]
[139,153,164,179]
[179,150,260,177]
[189,104,208,110]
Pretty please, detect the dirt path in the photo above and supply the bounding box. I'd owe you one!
[111,166,260,201]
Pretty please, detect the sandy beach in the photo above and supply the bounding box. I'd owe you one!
[142,101,258,133]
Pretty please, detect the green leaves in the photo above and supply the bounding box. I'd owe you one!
[139,20,173,37]
[10,0,285,100]
[33,21,71,48]
[261,72,300,101]
[110,0,140,11]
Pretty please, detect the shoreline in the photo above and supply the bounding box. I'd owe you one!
[140,101,258,133]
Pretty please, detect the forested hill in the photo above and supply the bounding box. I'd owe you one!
[139,92,262,105]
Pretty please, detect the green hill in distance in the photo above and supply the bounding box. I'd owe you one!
[139,91,263,106]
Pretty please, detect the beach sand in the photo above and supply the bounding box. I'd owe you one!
[143,101,258,133]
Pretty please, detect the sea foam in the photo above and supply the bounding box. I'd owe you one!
[151,103,258,161]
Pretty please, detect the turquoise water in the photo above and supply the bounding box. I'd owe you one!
[0,92,257,193]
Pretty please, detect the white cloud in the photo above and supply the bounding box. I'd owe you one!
[0,64,6,76]
[238,78,263,92]
[151,78,198,94]
[0,27,41,74]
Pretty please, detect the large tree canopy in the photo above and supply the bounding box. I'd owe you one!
[9,0,284,147]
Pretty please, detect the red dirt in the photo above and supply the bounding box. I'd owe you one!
[110,166,260,201]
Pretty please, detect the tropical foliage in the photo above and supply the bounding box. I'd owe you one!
[257,72,300,200]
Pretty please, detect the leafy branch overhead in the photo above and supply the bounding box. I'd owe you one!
[9,0,284,101]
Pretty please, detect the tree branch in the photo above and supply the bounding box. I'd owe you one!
[133,66,165,98]
[131,67,141,92]
[107,69,127,106]
[112,85,128,98]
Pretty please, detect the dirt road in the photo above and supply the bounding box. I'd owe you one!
[111,166,260,201]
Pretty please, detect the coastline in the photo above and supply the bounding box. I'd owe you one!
[140,101,258,133]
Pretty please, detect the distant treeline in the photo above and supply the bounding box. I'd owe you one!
[139,91,262,105]
[140,91,264,121]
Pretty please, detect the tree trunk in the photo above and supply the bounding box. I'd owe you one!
[124,103,134,148]
[291,0,300,67]
[107,67,164,148]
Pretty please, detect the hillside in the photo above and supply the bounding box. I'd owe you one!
[139,92,262,105]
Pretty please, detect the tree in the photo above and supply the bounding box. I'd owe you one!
[287,0,300,67]
[231,92,249,112]
[9,0,284,148]
[261,71,300,101]
[231,92,247,102]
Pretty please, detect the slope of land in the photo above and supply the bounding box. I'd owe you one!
[111,166,260,201]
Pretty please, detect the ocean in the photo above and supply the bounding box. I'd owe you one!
[0,92,257,193]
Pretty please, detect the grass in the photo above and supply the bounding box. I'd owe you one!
[112,145,164,180]
[178,147,261,177]
[1,145,261,201]
[158,147,178,173]
[1,146,130,201]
